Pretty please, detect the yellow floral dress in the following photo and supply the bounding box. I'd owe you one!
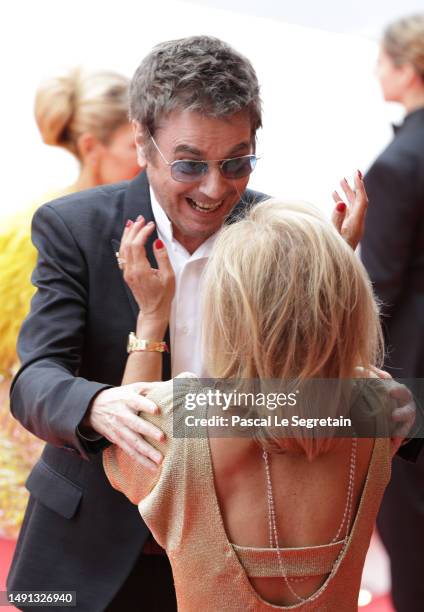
[0,188,73,538]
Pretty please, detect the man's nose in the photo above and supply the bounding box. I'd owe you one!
[198,165,228,200]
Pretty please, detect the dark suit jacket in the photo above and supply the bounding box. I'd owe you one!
[7,171,266,611]
[361,107,424,460]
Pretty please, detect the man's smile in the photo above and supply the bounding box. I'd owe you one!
[186,197,224,213]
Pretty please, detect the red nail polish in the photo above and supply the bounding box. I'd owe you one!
[336,202,346,213]
[155,239,164,249]
[357,169,363,179]
[125,220,133,228]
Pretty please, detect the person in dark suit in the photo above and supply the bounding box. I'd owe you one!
[6,36,383,612]
[361,14,424,612]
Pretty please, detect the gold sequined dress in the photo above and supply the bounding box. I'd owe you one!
[103,378,392,611]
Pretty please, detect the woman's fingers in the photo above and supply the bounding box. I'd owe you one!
[117,217,174,317]
[119,219,164,274]
[119,217,144,266]
[153,239,175,283]
[332,189,343,205]
[120,215,149,251]
[347,170,368,245]
[331,191,347,235]
[132,221,156,254]
[340,177,356,206]
[330,171,368,250]
[121,216,145,250]
[120,218,134,243]
[121,219,156,273]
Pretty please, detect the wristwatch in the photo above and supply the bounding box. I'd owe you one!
[127,332,169,353]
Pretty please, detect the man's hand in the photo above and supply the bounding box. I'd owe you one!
[331,170,368,250]
[355,366,416,454]
[84,382,165,472]
[368,367,416,440]
[389,382,416,440]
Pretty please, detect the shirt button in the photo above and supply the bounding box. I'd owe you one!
[181,325,189,335]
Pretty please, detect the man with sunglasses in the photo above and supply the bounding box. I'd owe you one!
[7,36,390,611]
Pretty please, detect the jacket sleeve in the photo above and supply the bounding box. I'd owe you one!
[361,155,419,313]
[10,203,111,460]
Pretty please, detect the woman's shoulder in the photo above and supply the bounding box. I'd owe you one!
[145,372,200,416]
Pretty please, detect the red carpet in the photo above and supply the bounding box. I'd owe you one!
[0,538,18,609]
[0,537,394,610]
[364,594,394,611]
[0,538,15,591]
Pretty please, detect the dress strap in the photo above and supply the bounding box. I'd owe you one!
[231,540,344,578]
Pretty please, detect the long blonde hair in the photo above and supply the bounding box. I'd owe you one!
[34,68,130,158]
[202,200,384,456]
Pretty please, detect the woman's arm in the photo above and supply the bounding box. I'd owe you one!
[118,217,175,384]
[102,216,175,493]
[122,314,168,383]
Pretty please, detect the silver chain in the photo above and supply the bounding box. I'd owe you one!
[262,438,357,603]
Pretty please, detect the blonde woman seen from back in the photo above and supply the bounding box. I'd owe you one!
[104,199,401,610]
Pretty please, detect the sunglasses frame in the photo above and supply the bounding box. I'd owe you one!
[149,134,258,183]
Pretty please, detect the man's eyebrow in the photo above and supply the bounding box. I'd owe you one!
[174,144,203,157]
[173,141,251,158]
[226,142,251,156]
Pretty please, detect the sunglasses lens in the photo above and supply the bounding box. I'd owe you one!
[170,156,257,182]
[171,160,208,182]
[221,155,257,179]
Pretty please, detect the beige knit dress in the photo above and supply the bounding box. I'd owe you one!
[103,377,392,611]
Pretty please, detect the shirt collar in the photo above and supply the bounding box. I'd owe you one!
[150,186,173,244]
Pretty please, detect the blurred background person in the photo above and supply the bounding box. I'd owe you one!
[361,13,424,612]
[0,67,139,540]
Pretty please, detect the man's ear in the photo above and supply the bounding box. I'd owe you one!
[132,120,148,168]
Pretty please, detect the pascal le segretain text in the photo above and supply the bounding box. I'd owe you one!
[184,415,352,429]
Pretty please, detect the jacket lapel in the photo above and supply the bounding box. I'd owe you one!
[110,172,159,317]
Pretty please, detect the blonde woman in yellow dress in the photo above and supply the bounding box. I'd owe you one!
[104,200,402,610]
[0,67,140,538]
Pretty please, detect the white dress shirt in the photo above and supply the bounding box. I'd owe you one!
[150,188,217,377]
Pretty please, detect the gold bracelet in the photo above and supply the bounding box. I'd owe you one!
[127,332,169,354]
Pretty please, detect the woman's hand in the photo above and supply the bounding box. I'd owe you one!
[331,170,368,250]
[118,216,175,322]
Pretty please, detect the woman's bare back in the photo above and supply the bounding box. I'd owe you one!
[209,436,375,605]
